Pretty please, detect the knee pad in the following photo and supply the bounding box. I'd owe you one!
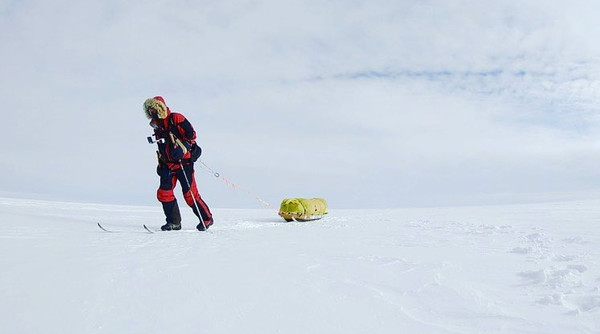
[157,188,175,203]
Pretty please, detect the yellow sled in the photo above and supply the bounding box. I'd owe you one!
[279,198,328,222]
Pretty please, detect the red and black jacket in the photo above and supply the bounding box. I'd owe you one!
[153,112,197,169]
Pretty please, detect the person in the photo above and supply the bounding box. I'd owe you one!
[143,96,213,231]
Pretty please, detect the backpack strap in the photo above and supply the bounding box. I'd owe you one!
[167,113,181,140]
[168,113,195,145]
[169,113,176,128]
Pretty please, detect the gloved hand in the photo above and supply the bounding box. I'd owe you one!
[169,132,188,155]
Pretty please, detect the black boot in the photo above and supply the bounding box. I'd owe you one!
[196,218,213,231]
[161,200,182,231]
[161,222,182,231]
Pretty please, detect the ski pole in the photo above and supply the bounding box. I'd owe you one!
[180,162,207,231]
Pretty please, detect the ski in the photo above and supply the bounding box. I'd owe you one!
[141,224,211,233]
[99,223,204,234]
[98,223,155,234]
[97,222,114,232]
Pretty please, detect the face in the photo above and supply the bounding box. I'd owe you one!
[147,107,160,120]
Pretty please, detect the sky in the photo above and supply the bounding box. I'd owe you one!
[1,0,600,209]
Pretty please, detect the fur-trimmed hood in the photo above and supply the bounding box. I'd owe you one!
[143,96,170,120]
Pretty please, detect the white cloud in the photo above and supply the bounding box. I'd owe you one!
[1,0,600,207]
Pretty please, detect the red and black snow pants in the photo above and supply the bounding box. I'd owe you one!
[157,163,213,226]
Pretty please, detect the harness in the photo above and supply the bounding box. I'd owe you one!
[161,114,200,165]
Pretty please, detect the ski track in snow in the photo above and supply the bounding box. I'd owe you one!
[0,197,599,334]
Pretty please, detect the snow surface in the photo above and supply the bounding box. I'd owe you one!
[1,196,599,334]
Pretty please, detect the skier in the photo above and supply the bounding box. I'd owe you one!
[144,96,213,231]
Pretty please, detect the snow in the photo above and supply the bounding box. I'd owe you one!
[1,197,599,334]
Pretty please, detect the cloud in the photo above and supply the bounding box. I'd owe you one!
[1,0,600,208]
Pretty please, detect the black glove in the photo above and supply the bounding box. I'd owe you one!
[190,143,202,162]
